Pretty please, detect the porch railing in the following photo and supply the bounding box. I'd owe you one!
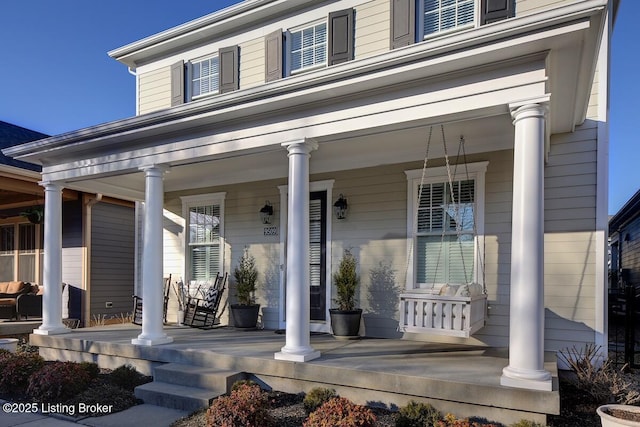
[399,291,487,338]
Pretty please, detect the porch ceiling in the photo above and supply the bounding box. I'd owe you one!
[65,114,513,199]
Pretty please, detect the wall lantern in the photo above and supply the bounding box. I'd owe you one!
[260,201,274,224]
[333,194,348,220]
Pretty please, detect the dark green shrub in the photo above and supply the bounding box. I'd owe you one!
[109,364,149,391]
[303,387,337,414]
[206,383,273,427]
[27,361,92,401]
[303,397,376,427]
[231,378,258,391]
[396,400,441,427]
[68,383,138,416]
[0,352,45,393]
[79,361,100,379]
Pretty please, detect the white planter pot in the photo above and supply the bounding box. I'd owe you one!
[0,338,19,353]
[597,404,640,427]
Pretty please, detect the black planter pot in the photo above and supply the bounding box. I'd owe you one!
[230,304,260,329]
[329,308,362,339]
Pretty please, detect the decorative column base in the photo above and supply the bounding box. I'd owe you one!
[132,334,173,346]
[275,347,321,362]
[33,326,70,336]
[501,366,552,391]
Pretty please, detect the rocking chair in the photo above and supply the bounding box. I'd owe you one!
[132,275,171,325]
[183,272,227,329]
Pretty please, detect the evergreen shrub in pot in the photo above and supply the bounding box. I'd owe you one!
[329,249,362,339]
[230,248,261,329]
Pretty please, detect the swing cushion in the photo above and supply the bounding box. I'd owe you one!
[439,284,459,296]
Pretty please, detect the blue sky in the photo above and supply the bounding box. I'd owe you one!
[0,0,637,215]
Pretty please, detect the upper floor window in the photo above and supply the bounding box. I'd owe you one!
[391,0,514,49]
[265,8,354,82]
[191,56,219,98]
[421,0,475,38]
[289,21,328,74]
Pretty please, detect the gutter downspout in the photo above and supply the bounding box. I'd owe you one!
[128,67,140,116]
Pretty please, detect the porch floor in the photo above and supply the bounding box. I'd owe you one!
[29,324,559,425]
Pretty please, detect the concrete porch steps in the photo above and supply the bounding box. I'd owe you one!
[135,363,246,412]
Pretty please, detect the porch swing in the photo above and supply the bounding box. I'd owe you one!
[398,125,487,338]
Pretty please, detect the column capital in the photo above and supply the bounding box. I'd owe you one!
[139,164,170,175]
[281,138,318,155]
[38,181,65,191]
[510,103,548,123]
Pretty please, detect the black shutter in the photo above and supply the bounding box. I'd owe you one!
[219,45,239,93]
[481,0,515,25]
[265,29,283,82]
[170,60,185,106]
[328,8,354,65]
[391,0,415,49]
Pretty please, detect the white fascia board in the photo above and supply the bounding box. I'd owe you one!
[7,1,604,168]
[109,0,314,68]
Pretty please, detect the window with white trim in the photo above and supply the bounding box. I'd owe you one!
[182,193,225,284]
[0,222,43,283]
[288,20,327,73]
[190,55,219,98]
[406,162,487,289]
[420,0,475,39]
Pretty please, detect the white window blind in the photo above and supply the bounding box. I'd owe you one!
[309,198,322,288]
[188,204,221,281]
[423,0,474,37]
[191,56,219,98]
[0,225,14,281]
[290,21,327,73]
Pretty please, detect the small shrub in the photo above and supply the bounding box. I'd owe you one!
[436,413,501,427]
[396,400,441,427]
[510,420,546,427]
[231,378,258,391]
[206,383,272,427]
[109,364,149,391]
[303,397,376,427]
[79,361,100,379]
[27,361,92,401]
[0,352,45,393]
[303,387,337,414]
[0,348,12,361]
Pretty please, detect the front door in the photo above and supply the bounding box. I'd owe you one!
[309,191,327,321]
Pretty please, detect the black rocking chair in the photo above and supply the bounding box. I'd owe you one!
[183,273,227,329]
[132,274,171,325]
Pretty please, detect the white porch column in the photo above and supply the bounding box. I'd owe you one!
[132,165,173,346]
[501,103,552,391]
[34,181,70,335]
[275,139,321,362]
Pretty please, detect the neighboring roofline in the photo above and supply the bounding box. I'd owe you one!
[609,188,640,233]
[0,164,41,180]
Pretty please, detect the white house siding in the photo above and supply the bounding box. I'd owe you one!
[542,55,601,352]
[515,0,576,16]
[138,66,172,115]
[354,0,390,59]
[239,37,265,90]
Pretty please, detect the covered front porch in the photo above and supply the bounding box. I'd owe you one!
[30,324,559,425]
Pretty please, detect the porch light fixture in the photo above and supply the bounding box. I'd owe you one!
[333,194,348,220]
[260,201,274,224]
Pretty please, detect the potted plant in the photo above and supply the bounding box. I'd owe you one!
[329,249,362,339]
[597,405,640,427]
[230,248,260,329]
